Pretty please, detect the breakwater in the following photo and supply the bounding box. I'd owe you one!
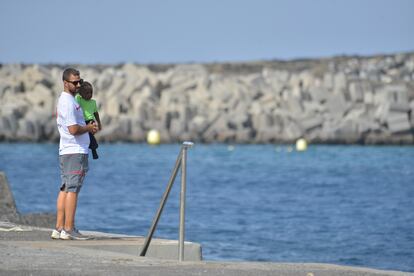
[1,52,414,144]
[0,172,54,228]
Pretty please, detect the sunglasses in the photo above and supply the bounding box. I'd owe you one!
[66,79,84,86]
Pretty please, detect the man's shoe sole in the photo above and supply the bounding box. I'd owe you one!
[60,235,90,240]
[50,230,61,240]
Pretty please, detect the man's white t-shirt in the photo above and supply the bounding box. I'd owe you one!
[57,92,90,155]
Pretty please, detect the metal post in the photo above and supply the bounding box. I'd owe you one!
[179,147,187,261]
[139,148,183,257]
[139,141,194,259]
[179,141,193,261]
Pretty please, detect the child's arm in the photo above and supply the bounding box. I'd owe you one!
[75,94,81,103]
[94,111,102,130]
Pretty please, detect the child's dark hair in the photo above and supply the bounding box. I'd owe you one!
[78,81,93,98]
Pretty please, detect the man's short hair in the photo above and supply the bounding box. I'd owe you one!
[62,68,80,81]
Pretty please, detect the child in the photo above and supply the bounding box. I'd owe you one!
[75,81,101,159]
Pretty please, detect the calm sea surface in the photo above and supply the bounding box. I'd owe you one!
[0,143,413,272]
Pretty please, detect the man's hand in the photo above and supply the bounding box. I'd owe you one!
[87,121,99,134]
[68,121,99,135]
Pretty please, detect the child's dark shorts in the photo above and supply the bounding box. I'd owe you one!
[59,154,89,193]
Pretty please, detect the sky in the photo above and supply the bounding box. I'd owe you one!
[0,0,413,64]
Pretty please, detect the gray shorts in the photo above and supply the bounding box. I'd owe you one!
[59,154,89,193]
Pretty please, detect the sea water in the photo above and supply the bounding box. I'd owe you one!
[0,143,413,272]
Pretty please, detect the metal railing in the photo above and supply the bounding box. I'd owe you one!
[139,141,194,261]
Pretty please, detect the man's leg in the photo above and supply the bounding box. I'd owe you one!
[61,153,88,238]
[55,191,66,230]
[64,191,78,231]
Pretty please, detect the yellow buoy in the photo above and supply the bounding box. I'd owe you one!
[147,129,161,145]
[296,138,308,151]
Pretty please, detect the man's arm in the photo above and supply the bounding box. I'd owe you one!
[68,121,98,135]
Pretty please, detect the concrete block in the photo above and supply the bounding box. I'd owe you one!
[283,119,303,141]
[1,114,18,139]
[387,112,410,124]
[333,120,360,142]
[105,95,122,117]
[325,93,349,118]
[302,101,326,114]
[249,102,263,115]
[390,102,410,112]
[130,118,145,142]
[374,103,390,124]
[284,96,303,114]
[387,112,411,133]
[96,68,114,91]
[252,113,273,130]
[323,72,334,89]
[0,118,4,140]
[262,69,290,84]
[202,114,228,141]
[0,83,8,98]
[388,120,412,133]
[299,116,324,132]
[16,119,40,141]
[358,120,381,134]
[334,72,347,92]
[188,115,209,135]
[43,120,59,141]
[348,82,364,102]
[106,76,127,98]
[259,97,277,114]
[216,129,237,142]
[308,87,328,103]
[410,101,414,127]
[364,91,375,104]
[254,125,282,143]
[0,172,20,222]
[99,116,132,142]
[228,113,249,130]
[169,118,186,139]
[375,84,408,104]
[235,128,254,143]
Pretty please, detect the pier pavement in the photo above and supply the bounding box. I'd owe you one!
[0,221,412,276]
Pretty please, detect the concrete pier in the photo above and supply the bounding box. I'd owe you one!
[1,171,412,275]
[0,222,411,276]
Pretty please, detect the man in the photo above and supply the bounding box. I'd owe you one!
[51,68,98,240]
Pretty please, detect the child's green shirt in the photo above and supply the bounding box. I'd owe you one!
[75,94,98,121]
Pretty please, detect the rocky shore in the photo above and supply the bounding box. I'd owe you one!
[1,52,414,144]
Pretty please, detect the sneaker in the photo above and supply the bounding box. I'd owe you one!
[73,227,81,235]
[60,229,89,240]
[50,229,61,240]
